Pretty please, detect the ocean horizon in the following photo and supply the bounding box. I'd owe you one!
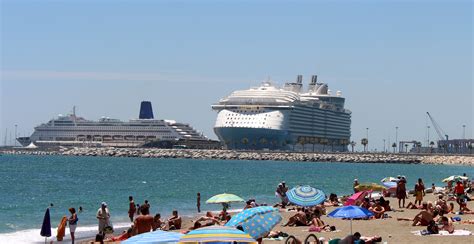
[1,154,473,242]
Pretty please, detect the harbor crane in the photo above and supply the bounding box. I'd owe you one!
[426,112,448,141]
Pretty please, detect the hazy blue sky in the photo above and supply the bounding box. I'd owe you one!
[1,0,472,151]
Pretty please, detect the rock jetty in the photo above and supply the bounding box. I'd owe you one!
[2,147,473,166]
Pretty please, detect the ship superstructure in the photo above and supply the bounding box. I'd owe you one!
[212,75,351,151]
[17,101,208,147]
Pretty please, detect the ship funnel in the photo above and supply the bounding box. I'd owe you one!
[296,75,303,84]
[311,75,318,84]
[139,101,154,119]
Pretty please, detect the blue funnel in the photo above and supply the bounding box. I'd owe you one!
[139,101,154,119]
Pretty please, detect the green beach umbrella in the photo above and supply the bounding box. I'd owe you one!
[442,175,468,183]
[206,193,245,204]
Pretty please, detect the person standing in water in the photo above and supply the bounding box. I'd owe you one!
[128,196,136,222]
[68,208,78,244]
[197,193,201,213]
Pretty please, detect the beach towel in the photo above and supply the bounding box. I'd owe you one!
[412,229,472,236]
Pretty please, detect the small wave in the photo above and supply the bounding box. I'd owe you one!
[0,222,131,243]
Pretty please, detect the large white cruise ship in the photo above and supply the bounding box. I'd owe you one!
[17,101,209,147]
[212,75,351,151]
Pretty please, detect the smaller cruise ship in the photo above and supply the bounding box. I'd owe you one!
[17,101,209,147]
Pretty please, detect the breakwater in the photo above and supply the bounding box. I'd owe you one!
[1,147,473,166]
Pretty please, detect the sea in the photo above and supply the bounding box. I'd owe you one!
[0,154,473,243]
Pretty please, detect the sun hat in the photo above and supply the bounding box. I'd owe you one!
[101,202,107,206]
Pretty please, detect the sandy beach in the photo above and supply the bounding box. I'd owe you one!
[77,193,474,244]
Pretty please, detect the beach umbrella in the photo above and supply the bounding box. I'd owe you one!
[442,175,468,183]
[206,193,245,204]
[328,206,373,234]
[40,208,51,242]
[354,183,385,192]
[286,185,326,207]
[225,206,282,239]
[122,230,184,244]
[179,225,257,243]
[380,177,399,183]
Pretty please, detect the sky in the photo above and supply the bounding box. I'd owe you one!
[1,0,472,151]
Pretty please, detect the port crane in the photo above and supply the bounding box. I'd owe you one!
[426,112,448,141]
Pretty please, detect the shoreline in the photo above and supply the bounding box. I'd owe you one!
[1,148,473,166]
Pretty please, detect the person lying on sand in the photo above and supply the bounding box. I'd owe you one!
[286,232,381,244]
[106,227,133,242]
[308,225,337,233]
[282,207,308,226]
[461,219,474,224]
[439,216,455,234]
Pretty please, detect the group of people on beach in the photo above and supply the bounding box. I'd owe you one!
[59,172,473,243]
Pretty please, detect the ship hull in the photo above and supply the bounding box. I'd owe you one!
[214,127,290,150]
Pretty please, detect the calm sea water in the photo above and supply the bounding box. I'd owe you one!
[0,154,473,241]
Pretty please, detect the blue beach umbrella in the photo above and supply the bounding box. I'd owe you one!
[327,206,373,234]
[225,206,282,239]
[286,185,326,207]
[179,225,256,243]
[40,208,52,240]
[122,230,184,244]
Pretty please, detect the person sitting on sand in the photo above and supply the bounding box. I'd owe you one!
[152,213,164,231]
[439,216,455,234]
[282,207,308,226]
[378,197,391,211]
[435,195,449,214]
[359,197,372,210]
[134,206,153,234]
[448,202,455,214]
[369,201,385,219]
[310,212,325,227]
[163,210,182,230]
[412,204,433,226]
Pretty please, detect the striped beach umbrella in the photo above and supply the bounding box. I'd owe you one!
[179,225,257,243]
[206,193,245,204]
[286,185,326,207]
[225,206,282,239]
[122,230,183,244]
